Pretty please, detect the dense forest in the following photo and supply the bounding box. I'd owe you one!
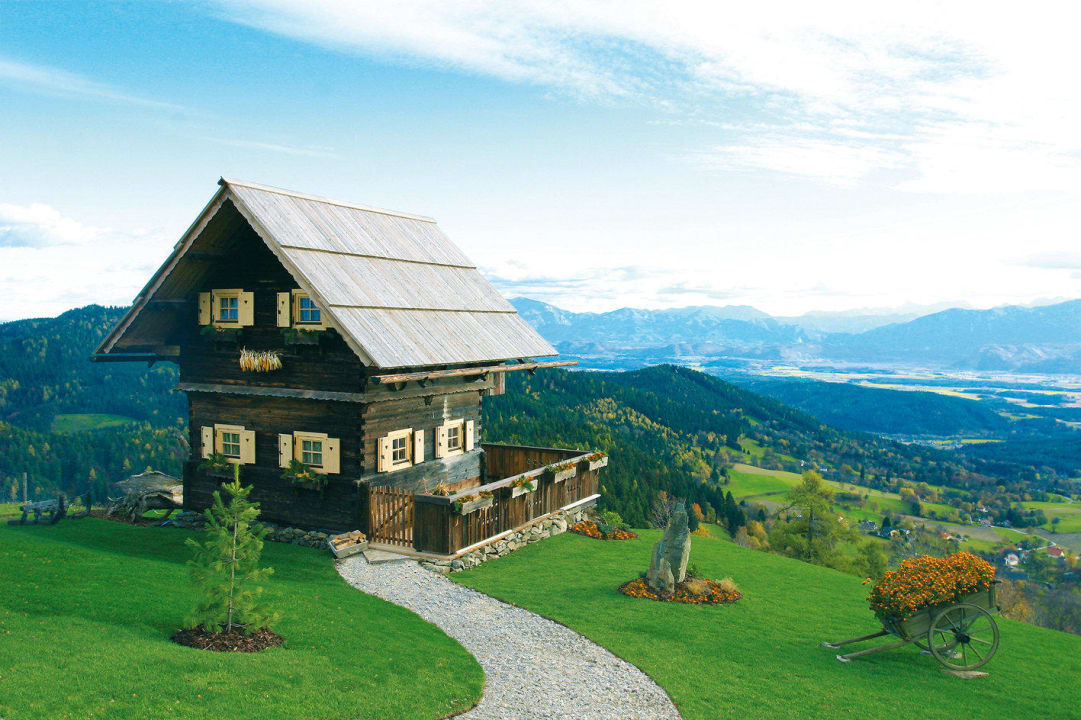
[737,377,1008,436]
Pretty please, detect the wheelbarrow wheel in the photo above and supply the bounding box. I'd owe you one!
[928,602,999,671]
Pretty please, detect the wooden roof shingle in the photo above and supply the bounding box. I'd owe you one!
[95,178,556,369]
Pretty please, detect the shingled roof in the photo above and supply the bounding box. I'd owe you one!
[95,178,556,369]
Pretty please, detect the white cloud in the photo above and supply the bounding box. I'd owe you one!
[209,1,1081,192]
[0,203,171,321]
[0,57,184,111]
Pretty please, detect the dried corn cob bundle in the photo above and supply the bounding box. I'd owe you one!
[238,347,283,372]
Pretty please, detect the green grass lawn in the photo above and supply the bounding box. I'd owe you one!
[0,519,482,720]
[51,412,137,433]
[454,530,1081,720]
[1021,501,1081,533]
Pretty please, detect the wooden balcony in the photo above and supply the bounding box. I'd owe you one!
[408,443,606,556]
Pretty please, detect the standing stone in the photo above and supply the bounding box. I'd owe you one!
[647,505,691,594]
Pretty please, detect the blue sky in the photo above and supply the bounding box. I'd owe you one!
[2,1,1081,321]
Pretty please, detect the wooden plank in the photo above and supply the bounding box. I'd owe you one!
[370,360,577,385]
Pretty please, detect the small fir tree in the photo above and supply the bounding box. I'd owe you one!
[185,464,278,634]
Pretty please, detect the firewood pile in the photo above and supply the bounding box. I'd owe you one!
[328,530,368,558]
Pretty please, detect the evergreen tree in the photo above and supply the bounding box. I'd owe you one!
[185,466,279,634]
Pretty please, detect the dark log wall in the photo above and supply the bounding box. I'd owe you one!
[177,220,366,392]
[184,392,363,530]
[359,392,485,493]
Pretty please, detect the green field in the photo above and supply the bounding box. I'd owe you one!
[727,463,959,523]
[51,412,137,433]
[455,530,1081,720]
[0,519,482,720]
[1021,501,1081,533]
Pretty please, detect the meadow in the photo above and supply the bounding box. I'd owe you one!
[455,529,1081,720]
[0,519,482,720]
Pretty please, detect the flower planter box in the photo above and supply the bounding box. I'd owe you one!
[457,496,494,515]
[291,480,324,492]
[509,480,538,498]
[583,455,608,471]
[546,467,576,483]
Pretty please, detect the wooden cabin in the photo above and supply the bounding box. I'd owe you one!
[93,178,605,555]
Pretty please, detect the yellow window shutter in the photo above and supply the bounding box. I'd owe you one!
[240,429,256,464]
[200,426,213,458]
[413,429,425,463]
[238,291,255,326]
[278,433,293,468]
[465,420,475,451]
[377,436,392,472]
[198,293,211,325]
[323,437,340,474]
[435,426,448,459]
[276,292,291,327]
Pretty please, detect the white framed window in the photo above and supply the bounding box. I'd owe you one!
[297,295,321,325]
[378,428,423,472]
[301,438,323,466]
[436,419,473,458]
[202,424,255,465]
[198,289,254,327]
[279,431,340,474]
[278,290,328,330]
[217,293,240,323]
[220,430,242,458]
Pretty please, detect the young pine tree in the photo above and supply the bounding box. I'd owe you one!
[185,465,279,635]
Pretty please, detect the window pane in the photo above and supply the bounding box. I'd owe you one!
[391,435,407,463]
[221,431,241,457]
[447,425,461,450]
[218,296,238,321]
[298,296,321,323]
[302,439,323,466]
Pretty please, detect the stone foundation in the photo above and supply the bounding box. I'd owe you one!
[163,511,336,549]
[420,506,592,575]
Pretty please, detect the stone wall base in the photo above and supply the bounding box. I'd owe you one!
[420,505,593,575]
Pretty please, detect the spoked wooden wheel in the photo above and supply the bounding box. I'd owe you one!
[927,603,999,670]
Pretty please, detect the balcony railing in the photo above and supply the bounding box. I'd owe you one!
[410,443,606,556]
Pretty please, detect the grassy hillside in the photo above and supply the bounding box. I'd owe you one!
[0,519,482,720]
[455,530,1081,720]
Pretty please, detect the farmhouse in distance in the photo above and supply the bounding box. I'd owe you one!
[92,178,607,555]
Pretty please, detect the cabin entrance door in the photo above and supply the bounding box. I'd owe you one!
[368,485,414,548]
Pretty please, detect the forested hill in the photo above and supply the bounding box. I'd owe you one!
[0,305,184,431]
[0,306,185,501]
[483,365,1003,525]
[0,306,1039,526]
[736,378,1009,436]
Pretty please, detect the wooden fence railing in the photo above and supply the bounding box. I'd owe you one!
[413,445,604,555]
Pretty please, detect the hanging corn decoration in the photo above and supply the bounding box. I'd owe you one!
[238,347,283,373]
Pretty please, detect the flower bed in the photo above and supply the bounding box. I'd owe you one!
[570,520,637,541]
[619,577,742,605]
[868,552,995,621]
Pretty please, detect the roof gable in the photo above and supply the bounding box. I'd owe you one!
[96,178,556,369]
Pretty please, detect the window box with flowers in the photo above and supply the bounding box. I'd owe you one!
[582,451,608,471]
[452,491,494,515]
[544,461,577,483]
[280,459,328,492]
[198,452,235,480]
[508,475,539,498]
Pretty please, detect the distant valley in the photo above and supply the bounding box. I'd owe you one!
[514,297,1081,374]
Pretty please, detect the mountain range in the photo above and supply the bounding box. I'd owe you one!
[512,297,1081,373]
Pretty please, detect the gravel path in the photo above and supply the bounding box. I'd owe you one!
[337,555,681,720]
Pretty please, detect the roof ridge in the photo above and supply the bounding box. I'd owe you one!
[219,177,437,223]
